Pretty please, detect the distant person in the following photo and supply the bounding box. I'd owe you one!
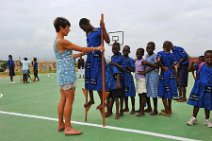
[171,44,189,102]
[77,56,85,79]
[187,50,212,128]
[7,55,16,83]
[53,17,102,135]
[33,57,40,82]
[21,57,31,83]
[79,17,110,109]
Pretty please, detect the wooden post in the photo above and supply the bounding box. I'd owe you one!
[101,13,107,127]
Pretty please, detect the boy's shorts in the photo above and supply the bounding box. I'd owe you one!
[178,64,188,87]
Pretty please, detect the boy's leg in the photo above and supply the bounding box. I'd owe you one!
[115,98,120,119]
[84,90,95,107]
[145,95,152,112]
[204,109,212,128]
[120,97,124,116]
[130,96,135,114]
[96,91,103,109]
[204,108,210,120]
[150,97,158,115]
[193,106,199,118]
[136,94,145,116]
[123,97,129,112]
[168,99,172,114]
[160,98,171,116]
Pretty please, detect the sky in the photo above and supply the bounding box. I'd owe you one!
[0,0,212,61]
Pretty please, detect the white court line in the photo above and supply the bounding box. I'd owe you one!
[0,93,3,99]
[0,110,201,141]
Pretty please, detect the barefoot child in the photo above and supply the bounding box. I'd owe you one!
[122,45,136,114]
[157,41,178,116]
[143,42,159,115]
[106,42,125,119]
[79,18,110,109]
[187,50,212,128]
[135,48,147,116]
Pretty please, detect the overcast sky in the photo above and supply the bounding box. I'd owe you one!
[0,0,212,61]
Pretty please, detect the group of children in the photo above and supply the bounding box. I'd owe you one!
[103,41,212,128]
[7,55,40,84]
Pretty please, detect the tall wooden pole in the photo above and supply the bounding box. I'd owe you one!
[101,14,106,127]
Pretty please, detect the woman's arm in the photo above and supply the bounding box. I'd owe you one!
[72,52,86,59]
[58,39,102,53]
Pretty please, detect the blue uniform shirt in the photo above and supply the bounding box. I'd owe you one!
[86,28,101,47]
[7,59,15,68]
[172,46,189,65]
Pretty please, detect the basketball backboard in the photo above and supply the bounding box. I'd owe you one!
[108,31,124,46]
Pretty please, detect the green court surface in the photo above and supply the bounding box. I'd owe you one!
[0,74,211,141]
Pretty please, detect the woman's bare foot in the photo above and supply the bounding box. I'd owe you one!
[64,128,82,135]
[58,123,65,132]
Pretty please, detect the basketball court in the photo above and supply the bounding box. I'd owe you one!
[0,73,211,141]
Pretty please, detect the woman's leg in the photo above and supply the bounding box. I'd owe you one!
[63,88,81,135]
[57,89,66,131]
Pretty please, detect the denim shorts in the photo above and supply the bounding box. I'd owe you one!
[60,82,76,91]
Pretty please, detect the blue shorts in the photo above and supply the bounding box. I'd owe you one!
[178,64,188,87]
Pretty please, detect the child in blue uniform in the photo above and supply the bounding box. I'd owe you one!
[171,45,189,102]
[7,55,16,83]
[157,41,178,116]
[143,42,159,115]
[33,57,40,82]
[79,18,110,109]
[191,56,204,80]
[187,50,212,128]
[106,42,125,119]
[122,45,136,114]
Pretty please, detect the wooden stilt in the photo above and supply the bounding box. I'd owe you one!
[82,88,91,121]
[100,13,109,127]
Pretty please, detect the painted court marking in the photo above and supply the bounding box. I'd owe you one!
[0,93,3,99]
[0,110,201,141]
